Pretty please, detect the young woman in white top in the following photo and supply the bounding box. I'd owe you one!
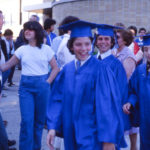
[0,21,59,150]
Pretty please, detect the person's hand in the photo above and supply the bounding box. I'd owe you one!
[103,142,115,150]
[46,79,51,84]
[123,103,132,114]
[47,129,56,150]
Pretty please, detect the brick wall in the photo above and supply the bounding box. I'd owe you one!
[51,0,150,31]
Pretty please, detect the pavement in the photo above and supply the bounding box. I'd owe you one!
[0,70,139,150]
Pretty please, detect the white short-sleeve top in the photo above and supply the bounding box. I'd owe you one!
[15,44,54,76]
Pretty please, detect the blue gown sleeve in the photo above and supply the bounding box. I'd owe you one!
[96,64,125,145]
[128,68,139,107]
[116,63,128,105]
[46,69,64,131]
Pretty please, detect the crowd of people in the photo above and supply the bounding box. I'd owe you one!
[0,9,149,150]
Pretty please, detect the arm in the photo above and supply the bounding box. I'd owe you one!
[123,57,136,80]
[47,56,60,84]
[46,69,64,132]
[46,71,64,149]
[96,64,124,146]
[123,68,139,114]
[47,129,56,150]
[0,55,19,72]
[103,143,115,150]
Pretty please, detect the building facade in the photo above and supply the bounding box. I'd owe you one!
[51,0,150,30]
[24,0,150,30]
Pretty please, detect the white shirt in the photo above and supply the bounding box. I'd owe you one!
[56,34,75,69]
[97,49,112,60]
[15,44,54,76]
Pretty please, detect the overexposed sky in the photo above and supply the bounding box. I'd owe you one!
[22,0,44,7]
[0,0,45,38]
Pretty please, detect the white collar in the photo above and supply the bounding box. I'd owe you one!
[97,49,112,60]
[75,55,91,69]
[139,37,143,42]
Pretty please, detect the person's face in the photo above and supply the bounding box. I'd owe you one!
[24,29,35,41]
[50,25,55,32]
[96,35,112,53]
[143,46,150,62]
[130,29,136,37]
[139,30,146,36]
[0,13,4,30]
[6,35,13,41]
[116,32,126,48]
[29,16,37,22]
[72,37,91,61]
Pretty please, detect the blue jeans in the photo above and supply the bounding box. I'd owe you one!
[2,69,10,87]
[19,74,50,150]
[0,112,8,150]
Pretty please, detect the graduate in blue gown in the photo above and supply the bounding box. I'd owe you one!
[123,34,150,150]
[95,25,128,105]
[47,20,125,150]
[95,25,130,132]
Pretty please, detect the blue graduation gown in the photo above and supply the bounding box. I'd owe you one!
[101,55,128,104]
[128,64,150,150]
[46,32,57,46]
[99,55,130,131]
[47,56,125,150]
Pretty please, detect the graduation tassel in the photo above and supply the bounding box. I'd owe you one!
[90,32,97,55]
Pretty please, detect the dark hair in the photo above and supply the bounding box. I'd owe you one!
[4,29,13,36]
[139,27,146,33]
[23,21,44,48]
[44,18,56,30]
[0,10,2,14]
[67,37,93,54]
[59,16,80,35]
[116,29,133,46]
[96,34,115,49]
[114,22,126,29]
[128,25,137,36]
[31,15,39,22]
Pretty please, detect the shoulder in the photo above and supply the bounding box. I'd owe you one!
[16,45,27,50]
[41,44,55,54]
[42,44,53,50]
[110,55,124,66]
[130,64,146,80]
[136,63,146,72]
[124,47,136,62]
[88,56,100,68]
[51,32,57,37]
[124,57,136,67]
[52,36,63,43]
[63,60,75,68]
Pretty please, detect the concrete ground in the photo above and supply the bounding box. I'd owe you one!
[0,70,139,150]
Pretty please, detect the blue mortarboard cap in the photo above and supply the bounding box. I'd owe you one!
[141,34,150,46]
[59,20,96,38]
[96,24,122,37]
